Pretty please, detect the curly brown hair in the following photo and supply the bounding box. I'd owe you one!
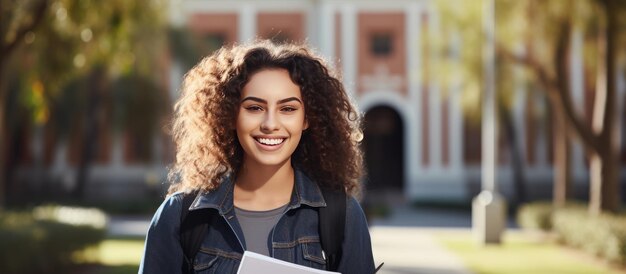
[167,40,363,196]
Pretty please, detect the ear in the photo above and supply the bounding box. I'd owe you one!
[303,117,309,131]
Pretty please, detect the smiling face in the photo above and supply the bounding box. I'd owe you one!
[236,69,308,169]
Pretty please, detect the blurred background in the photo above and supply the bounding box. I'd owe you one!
[1,0,626,273]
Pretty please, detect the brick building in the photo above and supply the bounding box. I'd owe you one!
[13,0,626,203]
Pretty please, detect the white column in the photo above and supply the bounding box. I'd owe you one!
[307,1,320,48]
[513,44,527,168]
[112,134,124,169]
[109,133,125,185]
[152,134,163,167]
[340,4,357,98]
[31,125,44,167]
[150,133,164,187]
[52,141,68,172]
[239,5,256,43]
[570,27,586,176]
[167,58,183,173]
[319,2,335,61]
[449,30,464,172]
[406,2,422,198]
[428,7,442,171]
[30,125,45,189]
[170,61,183,102]
[53,141,74,191]
[168,0,184,27]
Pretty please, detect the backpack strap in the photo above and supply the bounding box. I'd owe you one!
[318,188,346,271]
[179,192,214,274]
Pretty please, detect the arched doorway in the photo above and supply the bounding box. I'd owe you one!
[362,106,404,192]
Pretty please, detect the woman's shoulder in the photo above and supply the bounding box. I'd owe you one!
[342,195,371,237]
[345,195,364,213]
[149,192,186,225]
[163,191,186,208]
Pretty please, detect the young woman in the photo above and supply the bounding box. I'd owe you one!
[139,40,375,274]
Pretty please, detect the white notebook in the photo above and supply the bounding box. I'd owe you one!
[236,251,340,274]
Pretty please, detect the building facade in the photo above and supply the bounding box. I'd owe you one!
[13,0,626,203]
[166,0,626,203]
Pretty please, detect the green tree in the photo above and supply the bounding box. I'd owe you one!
[436,0,625,213]
[0,0,167,205]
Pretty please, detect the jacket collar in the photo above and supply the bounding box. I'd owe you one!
[189,169,326,214]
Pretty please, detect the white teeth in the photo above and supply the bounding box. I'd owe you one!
[257,138,285,146]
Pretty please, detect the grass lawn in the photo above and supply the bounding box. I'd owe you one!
[73,237,145,274]
[435,230,626,274]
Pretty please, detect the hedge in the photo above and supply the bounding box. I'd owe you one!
[0,205,107,274]
[552,206,626,265]
[518,201,626,266]
[517,201,553,231]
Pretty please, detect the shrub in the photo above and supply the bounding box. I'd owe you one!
[517,202,553,231]
[518,201,626,266]
[552,206,626,266]
[0,205,107,274]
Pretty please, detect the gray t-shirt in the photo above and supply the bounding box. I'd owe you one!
[234,204,288,256]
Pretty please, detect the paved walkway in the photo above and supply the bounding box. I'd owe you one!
[108,205,477,274]
[366,204,475,274]
[370,227,472,274]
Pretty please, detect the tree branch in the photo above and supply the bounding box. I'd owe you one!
[495,43,557,92]
[597,0,617,143]
[0,0,49,62]
[495,37,600,153]
[554,18,601,153]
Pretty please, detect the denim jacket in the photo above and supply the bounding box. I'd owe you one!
[139,170,375,274]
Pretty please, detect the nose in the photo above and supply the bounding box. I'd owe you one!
[260,112,280,132]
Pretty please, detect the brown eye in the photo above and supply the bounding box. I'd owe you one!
[245,105,263,112]
[281,106,297,112]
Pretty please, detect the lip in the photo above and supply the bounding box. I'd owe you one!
[253,136,287,152]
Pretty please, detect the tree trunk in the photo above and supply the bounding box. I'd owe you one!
[499,102,527,210]
[0,0,50,208]
[72,67,105,199]
[496,0,622,214]
[553,107,571,208]
[0,101,5,209]
[589,149,619,215]
[0,64,7,208]
[588,0,620,214]
[550,16,576,210]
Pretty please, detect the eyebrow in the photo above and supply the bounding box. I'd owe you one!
[241,96,303,105]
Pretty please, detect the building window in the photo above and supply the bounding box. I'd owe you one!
[370,33,393,57]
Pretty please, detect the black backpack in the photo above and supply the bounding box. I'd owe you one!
[179,189,346,273]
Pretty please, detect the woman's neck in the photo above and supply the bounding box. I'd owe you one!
[233,159,295,211]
